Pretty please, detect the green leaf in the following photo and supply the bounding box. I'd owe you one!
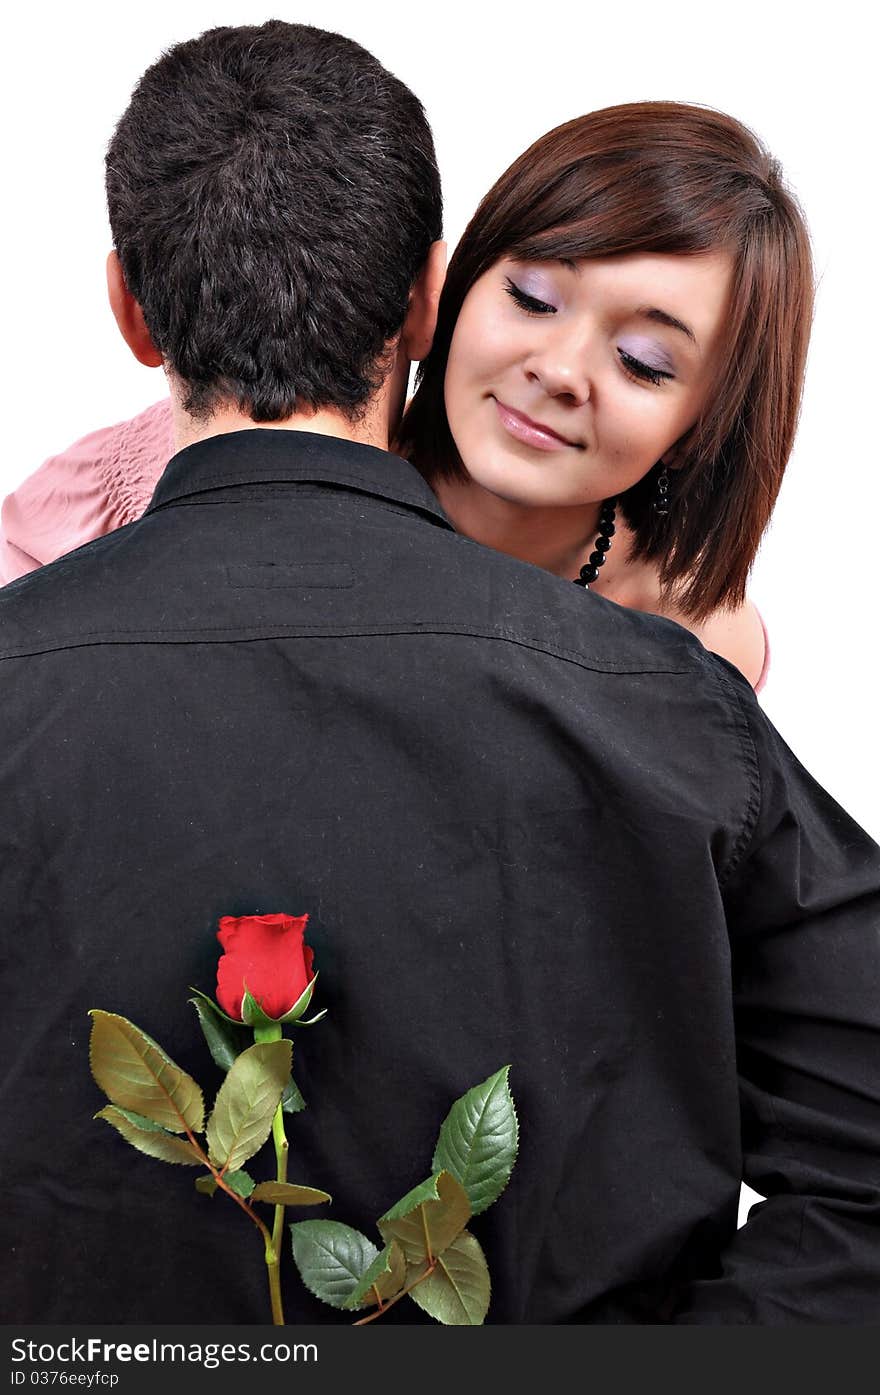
[282,1073,306,1114]
[278,973,318,1023]
[105,1106,168,1133]
[377,1170,471,1264]
[251,1181,331,1206]
[88,1010,205,1134]
[192,1019,302,1104]
[408,1231,491,1325]
[206,1039,291,1173]
[289,1221,380,1311]
[431,1066,518,1216]
[95,1105,203,1166]
[343,1241,407,1310]
[189,995,249,1073]
[241,988,278,1029]
[291,1009,328,1027]
[223,1168,256,1198]
[195,1168,255,1198]
[187,987,241,1026]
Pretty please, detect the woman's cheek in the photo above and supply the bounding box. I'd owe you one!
[470,311,517,379]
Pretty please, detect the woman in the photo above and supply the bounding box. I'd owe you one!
[400,102,812,689]
[0,102,811,690]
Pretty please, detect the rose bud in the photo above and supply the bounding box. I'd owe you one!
[216,913,315,1022]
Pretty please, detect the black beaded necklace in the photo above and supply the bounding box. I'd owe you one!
[573,498,617,588]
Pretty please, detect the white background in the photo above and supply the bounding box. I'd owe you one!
[2,0,877,845]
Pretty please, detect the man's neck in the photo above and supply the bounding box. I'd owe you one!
[169,392,392,457]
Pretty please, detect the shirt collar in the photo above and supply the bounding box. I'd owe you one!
[145,428,453,529]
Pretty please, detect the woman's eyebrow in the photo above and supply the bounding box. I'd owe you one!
[556,261,701,349]
[638,306,698,347]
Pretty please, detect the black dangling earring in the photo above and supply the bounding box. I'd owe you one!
[653,464,670,516]
[574,498,616,589]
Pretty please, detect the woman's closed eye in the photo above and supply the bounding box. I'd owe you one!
[617,348,675,387]
[505,274,676,387]
[504,277,557,315]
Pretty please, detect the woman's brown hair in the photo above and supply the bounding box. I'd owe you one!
[396,102,814,620]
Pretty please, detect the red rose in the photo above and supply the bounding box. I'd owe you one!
[216,913,314,1021]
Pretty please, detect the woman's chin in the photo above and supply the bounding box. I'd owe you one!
[465,467,598,512]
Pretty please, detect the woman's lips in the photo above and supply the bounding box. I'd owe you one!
[493,398,580,452]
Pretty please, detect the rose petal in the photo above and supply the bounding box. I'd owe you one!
[216,913,312,1021]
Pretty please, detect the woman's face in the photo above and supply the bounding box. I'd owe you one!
[443,250,733,509]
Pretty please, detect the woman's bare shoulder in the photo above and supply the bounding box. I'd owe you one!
[689,601,767,689]
[597,539,767,689]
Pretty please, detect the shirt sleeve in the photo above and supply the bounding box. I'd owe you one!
[0,399,173,585]
[672,666,880,1323]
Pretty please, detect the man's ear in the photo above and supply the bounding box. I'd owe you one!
[400,240,446,363]
[106,251,164,367]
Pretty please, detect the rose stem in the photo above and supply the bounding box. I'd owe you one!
[268,1100,289,1322]
[251,1019,289,1325]
[352,1261,438,1326]
[183,1123,284,1324]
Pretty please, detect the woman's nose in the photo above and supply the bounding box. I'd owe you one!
[524,329,592,405]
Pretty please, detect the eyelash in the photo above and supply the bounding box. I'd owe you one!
[504,277,556,316]
[617,351,673,387]
[504,276,674,388]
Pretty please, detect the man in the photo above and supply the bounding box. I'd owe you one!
[0,21,878,1323]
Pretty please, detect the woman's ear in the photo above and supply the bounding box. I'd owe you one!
[659,447,685,472]
[106,251,164,367]
[401,240,447,363]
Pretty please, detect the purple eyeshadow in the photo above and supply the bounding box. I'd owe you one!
[618,335,675,373]
[517,271,560,309]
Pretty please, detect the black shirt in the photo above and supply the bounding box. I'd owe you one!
[0,429,878,1324]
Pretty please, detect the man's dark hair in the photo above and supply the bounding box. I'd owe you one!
[106,21,442,421]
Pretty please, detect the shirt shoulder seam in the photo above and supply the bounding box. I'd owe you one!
[701,653,762,887]
[0,621,696,677]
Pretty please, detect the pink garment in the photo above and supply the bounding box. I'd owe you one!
[0,398,173,584]
[0,395,771,694]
